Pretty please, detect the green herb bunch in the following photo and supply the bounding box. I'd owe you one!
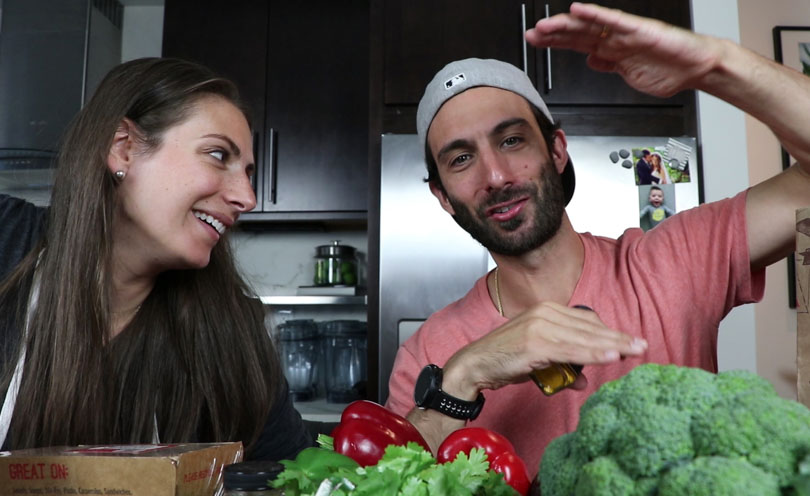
[273,437,517,496]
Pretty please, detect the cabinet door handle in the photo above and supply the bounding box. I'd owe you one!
[544,3,552,93]
[521,3,528,74]
[265,127,277,206]
[251,131,261,211]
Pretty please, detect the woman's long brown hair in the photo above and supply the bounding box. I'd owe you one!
[0,58,280,452]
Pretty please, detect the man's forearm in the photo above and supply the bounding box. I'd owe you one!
[406,407,466,454]
[699,38,810,167]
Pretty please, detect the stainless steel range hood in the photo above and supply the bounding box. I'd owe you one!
[0,0,122,205]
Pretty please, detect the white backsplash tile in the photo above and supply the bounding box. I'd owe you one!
[229,229,369,329]
[230,229,367,296]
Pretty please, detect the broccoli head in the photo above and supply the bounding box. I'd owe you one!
[538,363,810,495]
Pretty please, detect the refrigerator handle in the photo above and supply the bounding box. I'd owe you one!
[250,131,262,211]
[543,3,552,93]
[265,127,277,206]
[521,4,528,74]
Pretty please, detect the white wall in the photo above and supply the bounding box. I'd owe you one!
[692,0,809,399]
[121,5,163,61]
[738,0,810,399]
[691,0,759,379]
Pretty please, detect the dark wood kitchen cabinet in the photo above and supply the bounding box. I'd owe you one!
[374,0,696,137]
[534,1,697,137]
[162,1,369,221]
[535,1,691,106]
[380,0,531,132]
[384,0,530,105]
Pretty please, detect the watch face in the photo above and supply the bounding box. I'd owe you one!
[414,365,439,407]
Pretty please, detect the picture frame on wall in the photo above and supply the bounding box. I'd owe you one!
[773,26,810,170]
[773,25,810,309]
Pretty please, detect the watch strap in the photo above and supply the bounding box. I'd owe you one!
[428,389,485,420]
[416,364,484,420]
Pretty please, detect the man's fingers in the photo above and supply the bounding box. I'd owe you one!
[525,302,637,344]
[570,373,589,390]
[568,2,641,37]
[528,302,648,360]
[586,54,616,73]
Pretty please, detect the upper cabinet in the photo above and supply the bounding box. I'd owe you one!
[162,1,370,222]
[534,1,696,137]
[379,0,530,133]
[374,0,695,137]
[383,0,529,106]
[534,1,692,106]
[262,2,369,218]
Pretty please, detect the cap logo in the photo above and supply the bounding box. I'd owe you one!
[444,73,466,90]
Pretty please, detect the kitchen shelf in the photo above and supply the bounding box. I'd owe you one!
[260,295,367,306]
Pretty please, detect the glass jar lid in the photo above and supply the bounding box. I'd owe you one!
[320,319,367,337]
[224,460,284,491]
[277,319,319,340]
[315,240,356,258]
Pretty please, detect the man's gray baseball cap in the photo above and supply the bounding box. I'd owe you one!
[416,57,575,205]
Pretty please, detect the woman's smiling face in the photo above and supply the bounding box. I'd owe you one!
[111,95,256,274]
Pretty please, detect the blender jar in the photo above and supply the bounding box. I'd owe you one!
[277,319,320,401]
[321,320,367,403]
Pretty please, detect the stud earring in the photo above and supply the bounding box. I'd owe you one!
[114,170,126,180]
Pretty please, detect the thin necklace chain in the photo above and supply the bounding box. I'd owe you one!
[111,303,142,316]
[494,267,504,317]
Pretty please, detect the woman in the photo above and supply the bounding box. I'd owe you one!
[0,57,312,460]
[649,152,671,184]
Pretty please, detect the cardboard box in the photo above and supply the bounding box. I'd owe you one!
[797,207,810,407]
[0,442,243,496]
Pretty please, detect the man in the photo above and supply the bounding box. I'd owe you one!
[385,3,810,478]
[635,149,655,185]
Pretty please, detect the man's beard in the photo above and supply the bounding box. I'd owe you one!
[446,164,565,257]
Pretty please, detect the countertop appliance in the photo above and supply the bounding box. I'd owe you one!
[0,0,122,206]
[373,133,701,404]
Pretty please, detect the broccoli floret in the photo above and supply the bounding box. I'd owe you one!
[690,392,768,456]
[631,476,658,496]
[577,363,660,419]
[714,368,777,396]
[791,452,810,495]
[608,403,693,478]
[653,365,719,417]
[693,390,810,485]
[539,432,585,496]
[538,363,810,495]
[657,456,780,496]
[574,457,634,495]
[573,402,619,459]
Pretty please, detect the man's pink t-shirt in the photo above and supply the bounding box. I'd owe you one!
[385,191,765,478]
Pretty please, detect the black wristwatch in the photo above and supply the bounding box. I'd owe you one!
[413,364,484,420]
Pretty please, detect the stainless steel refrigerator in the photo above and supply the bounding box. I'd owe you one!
[372,133,701,404]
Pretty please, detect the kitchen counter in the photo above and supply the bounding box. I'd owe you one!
[295,399,346,423]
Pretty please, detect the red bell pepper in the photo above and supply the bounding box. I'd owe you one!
[331,400,431,467]
[437,427,531,495]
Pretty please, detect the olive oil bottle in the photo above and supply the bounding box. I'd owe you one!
[529,305,590,395]
[529,363,584,395]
